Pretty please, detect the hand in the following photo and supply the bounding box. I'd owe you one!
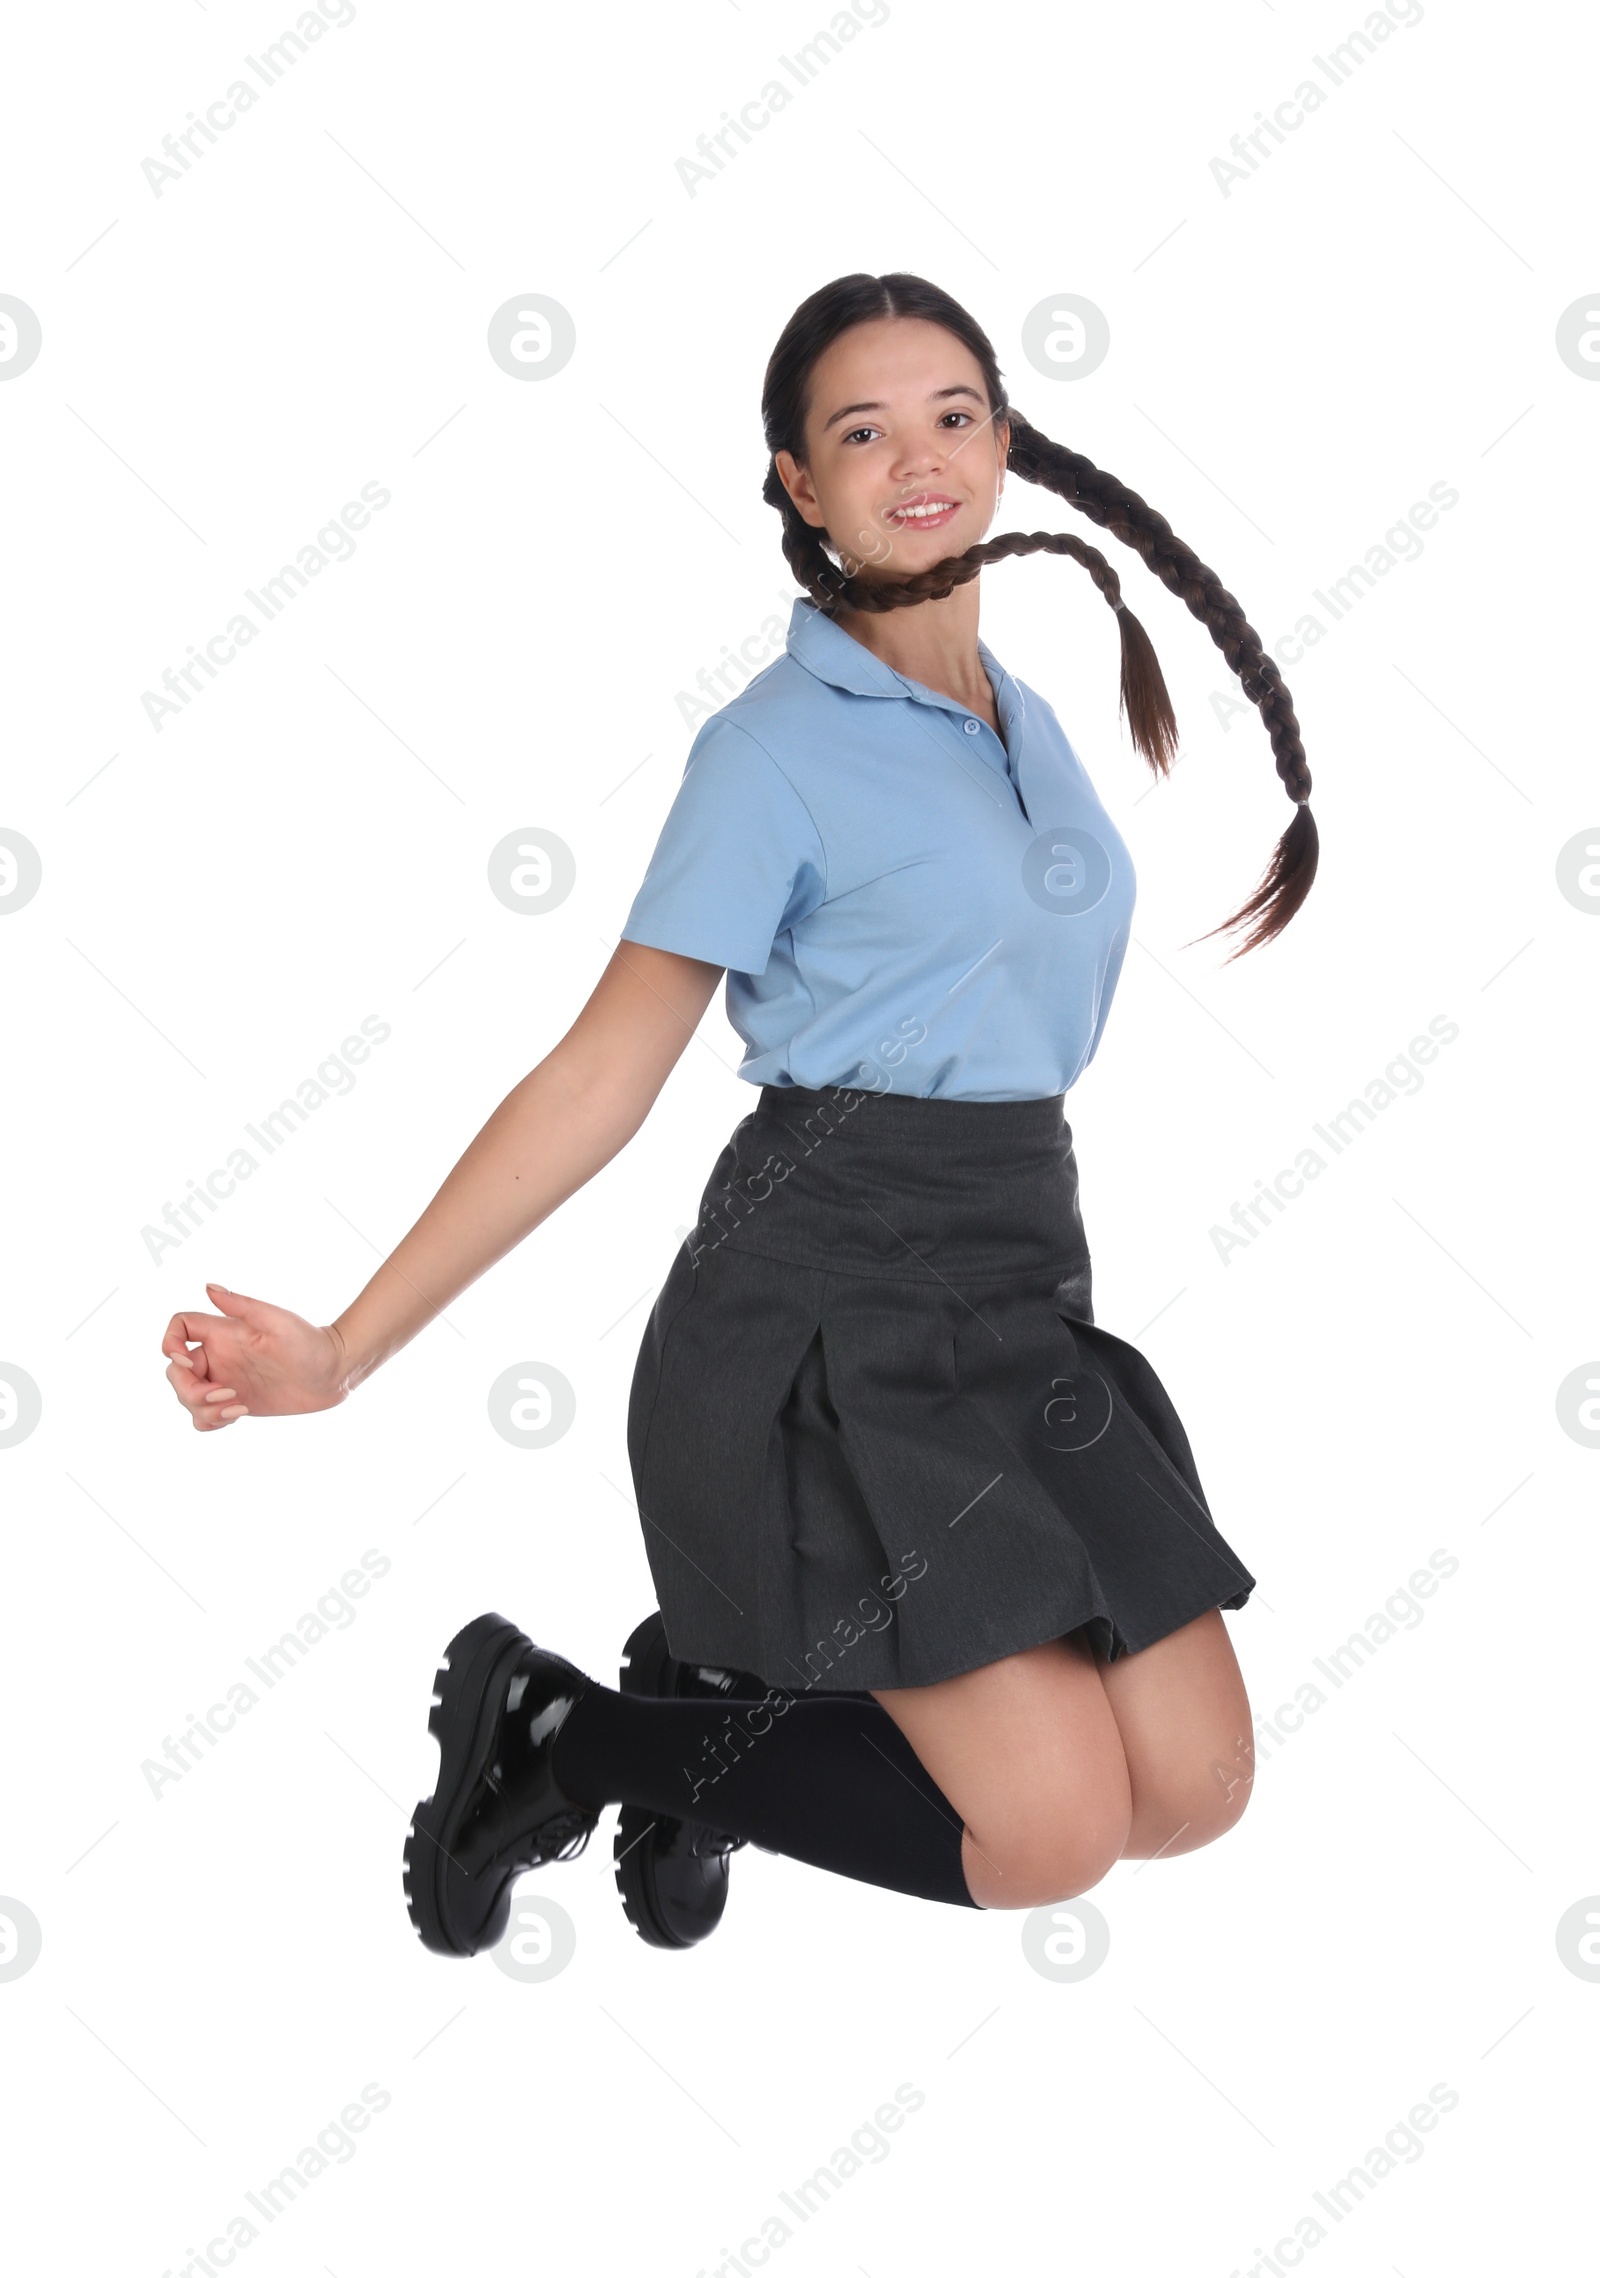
[162,1282,351,1432]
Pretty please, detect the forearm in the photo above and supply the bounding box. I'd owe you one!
[328,1046,647,1391]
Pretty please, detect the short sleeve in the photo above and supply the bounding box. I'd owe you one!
[620,715,827,975]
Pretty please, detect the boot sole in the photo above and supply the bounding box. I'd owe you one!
[403,1611,531,1957]
[613,1612,731,1951]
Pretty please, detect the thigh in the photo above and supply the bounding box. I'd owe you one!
[1090,1608,1255,1854]
[870,1634,1134,1902]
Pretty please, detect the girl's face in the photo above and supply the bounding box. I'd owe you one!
[774,315,1009,581]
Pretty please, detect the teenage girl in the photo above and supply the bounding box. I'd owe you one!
[162,272,1315,1956]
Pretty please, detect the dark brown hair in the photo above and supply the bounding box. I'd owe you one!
[760,271,1315,958]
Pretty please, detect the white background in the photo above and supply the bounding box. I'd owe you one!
[1,0,1594,2271]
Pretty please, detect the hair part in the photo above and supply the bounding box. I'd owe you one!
[760,271,1316,958]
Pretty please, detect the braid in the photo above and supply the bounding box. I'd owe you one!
[761,409,1316,959]
[1006,412,1314,956]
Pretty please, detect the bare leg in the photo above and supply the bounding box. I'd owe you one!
[1090,1607,1255,1860]
[871,1632,1134,1909]
[870,1609,1254,1905]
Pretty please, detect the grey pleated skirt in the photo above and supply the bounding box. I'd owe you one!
[626,1082,1255,1694]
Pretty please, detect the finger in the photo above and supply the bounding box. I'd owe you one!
[202,1388,240,1404]
[216,1405,249,1421]
[205,1282,272,1325]
[161,1316,218,1381]
[167,1360,219,1413]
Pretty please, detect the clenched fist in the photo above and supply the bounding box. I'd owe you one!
[162,1282,351,1431]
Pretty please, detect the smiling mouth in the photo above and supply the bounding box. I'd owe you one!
[885,496,960,529]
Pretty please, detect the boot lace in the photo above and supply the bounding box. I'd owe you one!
[534,1805,598,1864]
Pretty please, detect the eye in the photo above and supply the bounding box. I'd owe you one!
[839,409,976,445]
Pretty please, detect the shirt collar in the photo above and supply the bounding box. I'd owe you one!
[784,595,1024,753]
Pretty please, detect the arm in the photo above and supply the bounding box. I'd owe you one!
[161,942,725,1430]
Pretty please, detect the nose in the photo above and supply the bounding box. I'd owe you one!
[886,444,947,497]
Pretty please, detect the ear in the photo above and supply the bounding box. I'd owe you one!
[774,447,826,528]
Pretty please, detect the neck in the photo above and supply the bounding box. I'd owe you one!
[831,576,989,704]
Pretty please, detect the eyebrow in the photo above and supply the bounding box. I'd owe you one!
[819,383,987,434]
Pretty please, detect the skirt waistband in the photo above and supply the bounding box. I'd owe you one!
[754,1083,1071,1153]
[688,1083,1090,1286]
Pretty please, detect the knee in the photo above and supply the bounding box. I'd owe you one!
[1130,1733,1256,1859]
[1194,1724,1257,1839]
[965,1783,1133,1909]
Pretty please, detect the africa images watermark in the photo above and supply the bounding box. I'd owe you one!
[677,590,799,730]
[683,1054,929,1266]
[1210,479,1459,718]
[1223,2079,1459,2277]
[674,0,891,196]
[156,2079,391,2275]
[679,1550,932,1811]
[138,1550,391,1800]
[690,2080,927,2278]
[139,0,359,198]
[139,480,392,733]
[1251,1545,1461,1768]
[1208,1013,1460,1265]
[1208,0,1425,198]
[141,1013,391,1267]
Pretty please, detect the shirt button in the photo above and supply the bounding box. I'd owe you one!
[963,717,981,734]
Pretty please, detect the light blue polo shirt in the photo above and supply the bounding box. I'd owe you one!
[620,596,1136,1103]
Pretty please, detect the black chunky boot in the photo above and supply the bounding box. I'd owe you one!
[612,1612,764,1950]
[403,1612,600,1958]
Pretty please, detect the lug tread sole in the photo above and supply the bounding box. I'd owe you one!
[611,1612,734,1951]
[402,1612,529,1957]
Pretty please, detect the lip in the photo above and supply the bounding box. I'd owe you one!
[884,493,960,531]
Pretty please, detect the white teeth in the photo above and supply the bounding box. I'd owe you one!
[891,502,954,520]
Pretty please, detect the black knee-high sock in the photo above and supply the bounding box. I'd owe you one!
[550,1683,980,1909]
